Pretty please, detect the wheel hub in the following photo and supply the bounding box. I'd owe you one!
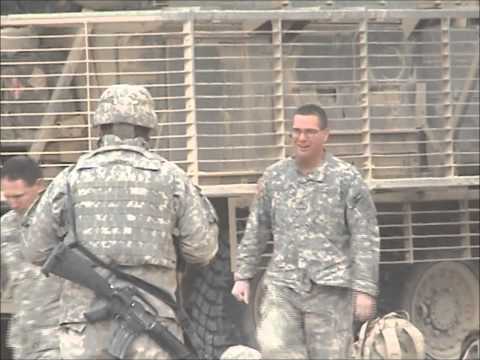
[429,290,458,331]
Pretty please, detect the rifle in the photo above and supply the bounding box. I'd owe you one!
[42,240,195,359]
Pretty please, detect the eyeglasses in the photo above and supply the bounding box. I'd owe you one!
[290,128,322,139]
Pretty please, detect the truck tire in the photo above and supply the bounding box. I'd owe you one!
[400,261,479,360]
[181,197,242,359]
[461,331,479,360]
[0,313,13,360]
[183,237,239,359]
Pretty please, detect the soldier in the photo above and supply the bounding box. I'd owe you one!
[231,104,380,359]
[1,155,62,359]
[24,84,219,359]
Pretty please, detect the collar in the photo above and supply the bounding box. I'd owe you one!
[292,152,333,183]
[21,190,45,225]
[98,134,149,149]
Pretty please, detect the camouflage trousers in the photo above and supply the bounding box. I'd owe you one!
[8,316,61,359]
[12,348,61,360]
[257,283,353,360]
[58,317,182,359]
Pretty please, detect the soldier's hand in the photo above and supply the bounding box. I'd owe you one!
[231,280,250,304]
[354,291,376,321]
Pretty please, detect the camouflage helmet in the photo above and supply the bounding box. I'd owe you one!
[220,345,262,360]
[93,84,157,129]
[353,312,425,360]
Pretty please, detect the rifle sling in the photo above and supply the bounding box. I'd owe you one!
[73,242,177,312]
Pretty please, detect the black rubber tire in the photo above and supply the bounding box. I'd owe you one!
[183,237,239,359]
[0,313,13,360]
[181,198,243,359]
[460,331,479,360]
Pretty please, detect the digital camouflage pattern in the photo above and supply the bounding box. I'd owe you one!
[93,84,158,129]
[235,153,379,358]
[1,210,21,302]
[24,128,218,358]
[1,198,62,359]
[59,315,183,359]
[236,152,380,296]
[257,283,353,359]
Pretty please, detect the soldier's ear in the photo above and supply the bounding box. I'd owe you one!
[321,128,330,142]
[34,178,45,192]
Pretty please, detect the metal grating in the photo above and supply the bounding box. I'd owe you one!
[230,190,479,265]
[0,8,479,187]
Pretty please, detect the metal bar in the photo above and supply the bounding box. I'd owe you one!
[358,17,372,180]
[451,49,479,133]
[383,245,479,252]
[405,202,414,263]
[2,8,478,26]
[442,17,455,177]
[273,18,286,159]
[200,157,281,164]
[184,20,199,184]
[461,198,472,258]
[381,233,480,240]
[228,197,239,272]
[84,22,93,152]
[369,176,479,190]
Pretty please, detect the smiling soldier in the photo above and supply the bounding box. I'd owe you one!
[231,104,380,359]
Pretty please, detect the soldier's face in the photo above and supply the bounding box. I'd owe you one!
[1,178,42,215]
[291,114,329,164]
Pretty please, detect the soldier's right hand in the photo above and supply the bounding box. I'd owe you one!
[231,280,250,304]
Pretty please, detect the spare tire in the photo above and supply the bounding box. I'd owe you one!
[461,331,479,360]
[400,262,479,360]
[181,198,241,359]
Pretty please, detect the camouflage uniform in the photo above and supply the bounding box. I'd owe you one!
[236,154,380,359]
[1,198,62,359]
[24,85,219,359]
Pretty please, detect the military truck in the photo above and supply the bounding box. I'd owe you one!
[1,1,479,359]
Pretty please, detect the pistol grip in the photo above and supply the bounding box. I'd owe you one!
[84,301,110,322]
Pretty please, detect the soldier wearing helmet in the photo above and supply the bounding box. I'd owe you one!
[92,84,158,144]
[93,84,158,129]
[23,84,219,359]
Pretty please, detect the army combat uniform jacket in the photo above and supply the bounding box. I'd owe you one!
[24,135,218,358]
[1,195,63,359]
[236,153,380,296]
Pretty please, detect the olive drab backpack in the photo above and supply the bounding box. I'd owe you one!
[353,312,425,360]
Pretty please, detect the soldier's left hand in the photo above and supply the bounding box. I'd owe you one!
[354,291,376,321]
